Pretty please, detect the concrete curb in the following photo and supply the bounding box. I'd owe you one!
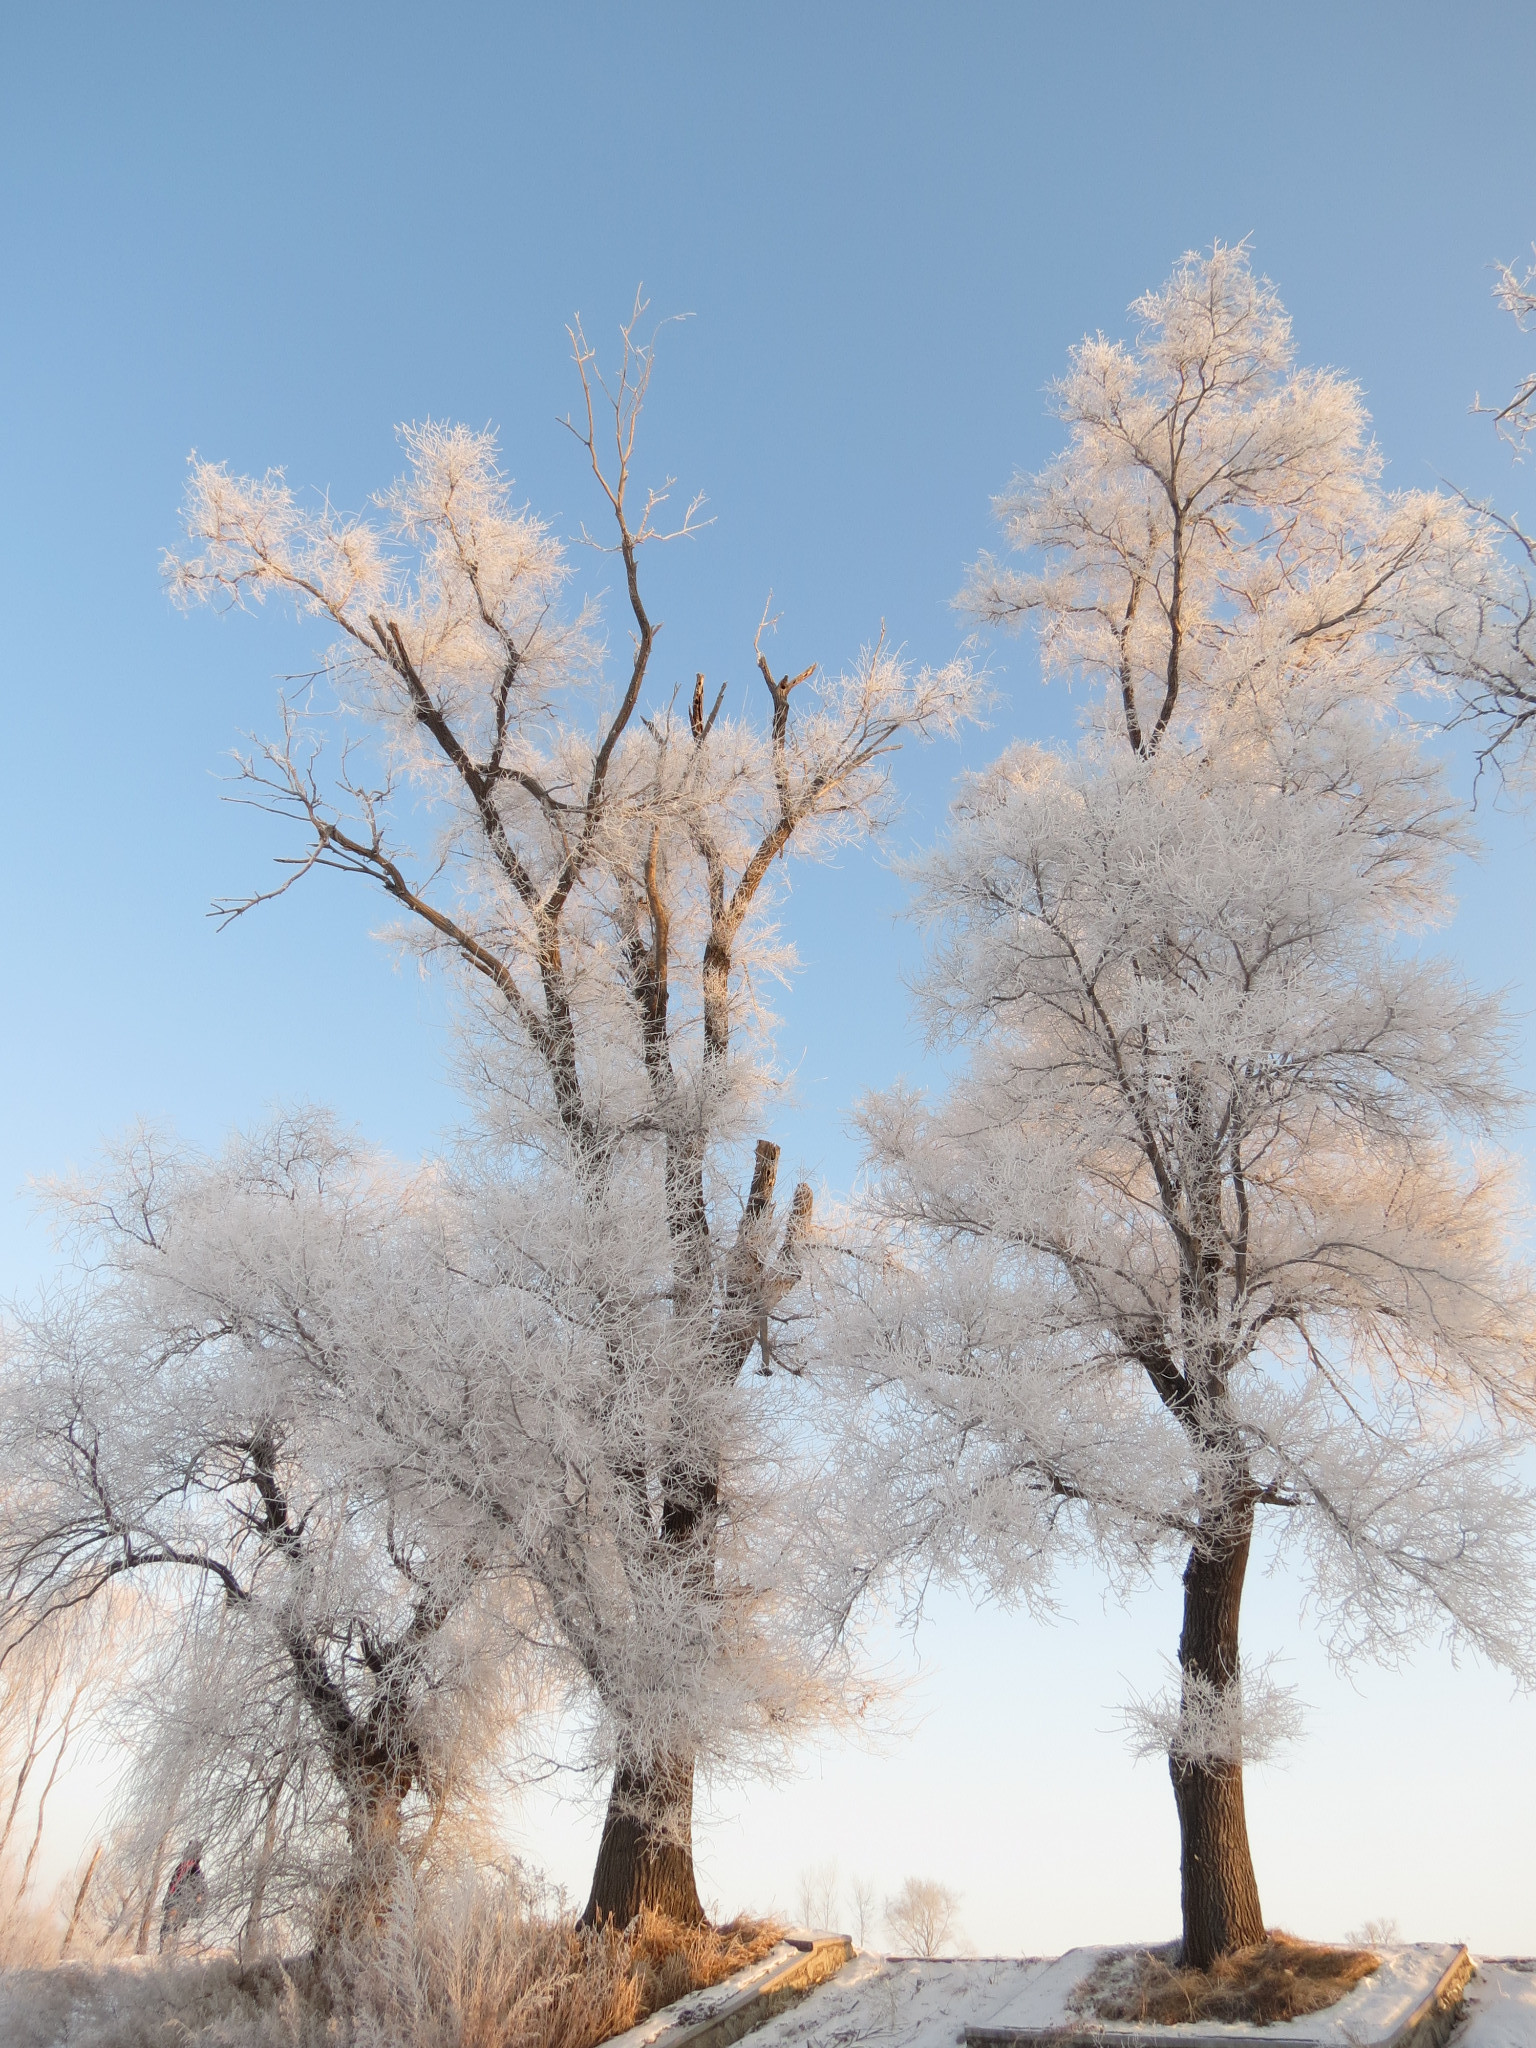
[606,1935,855,2048]
[1384,1947,1475,2048]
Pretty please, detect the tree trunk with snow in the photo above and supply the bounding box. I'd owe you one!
[581,1754,704,1926]
[315,1775,412,1950]
[1171,1499,1264,1969]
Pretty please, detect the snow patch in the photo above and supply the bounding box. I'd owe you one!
[744,1954,1055,2048]
[1458,1962,1536,2048]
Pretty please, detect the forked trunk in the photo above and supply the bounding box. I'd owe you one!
[1171,1504,1265,1969]
[580,1754,704,1927]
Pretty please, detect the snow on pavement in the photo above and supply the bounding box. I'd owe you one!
[748,1954,1054,2048]
[1459,1963,1536,2048]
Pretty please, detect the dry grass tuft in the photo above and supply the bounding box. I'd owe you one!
[0,1884,785,2048]
[0,1896,65,1974]
[1072,1932,1381,2028]
[422,1897,784,2048]
[623,1909,785,2024]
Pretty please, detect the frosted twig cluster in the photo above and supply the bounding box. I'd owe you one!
[1122,1656,1305,1770]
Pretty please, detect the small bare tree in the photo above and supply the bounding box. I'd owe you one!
[795,1859,839,1931]
[847,1873,877,1949]
[884,1876,961,1957]
[1346,1917,1401,1947]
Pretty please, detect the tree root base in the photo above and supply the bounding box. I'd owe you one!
[1071,1934,1381,2027]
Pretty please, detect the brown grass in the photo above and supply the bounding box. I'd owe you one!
[0,1891,786,2048]
[429,1902,786,2048]
[1071,1933,1381,2028]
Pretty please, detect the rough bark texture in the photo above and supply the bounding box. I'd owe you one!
[1171,1506,1266,1969]
[314,1779,411,1952]
[581,1755,705,1927]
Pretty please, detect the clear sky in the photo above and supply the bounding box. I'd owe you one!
[6,0,1536,1955]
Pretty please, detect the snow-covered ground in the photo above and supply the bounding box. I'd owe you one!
[2,1946,1530,2048]
[968,1943,1464,2043]
[1459,1963,1536,2048]
[750,1953,1052,2048]
[735,1949,1532,2048]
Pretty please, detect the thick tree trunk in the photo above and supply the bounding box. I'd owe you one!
[580,1754,704,1927]
[576,1137,780,1933]
[1171,1504,1265,1970]
[315,1775,409,1953]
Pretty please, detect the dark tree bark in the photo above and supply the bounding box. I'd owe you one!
[580,1754,704,1927]
[1170,1499,1265,1969]
[315,1774,412,1951]
[573,1104,799,1926]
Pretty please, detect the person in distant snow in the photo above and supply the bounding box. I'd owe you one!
[158,1838,206,1953]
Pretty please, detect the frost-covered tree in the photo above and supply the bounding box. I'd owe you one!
[1477,248,1536,452]
[0,1117,540,1943]
[163,310,974,1924]
[1414,247,1536,782]
[849,247,1536,1967]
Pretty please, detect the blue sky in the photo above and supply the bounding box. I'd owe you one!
[7,0,1536,1952]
